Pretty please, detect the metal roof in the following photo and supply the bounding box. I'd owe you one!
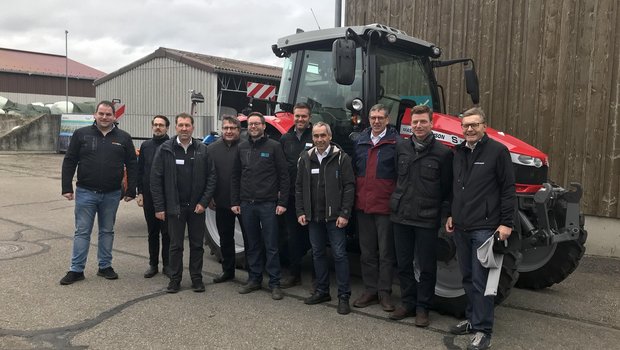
[94,47,282,85]
[0,47,106,80]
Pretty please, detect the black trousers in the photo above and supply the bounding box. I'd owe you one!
[283,197,310,277]
[393,222,438,311]
[168,206,205,282]
[143,191,169,267]
[215,207,247,274]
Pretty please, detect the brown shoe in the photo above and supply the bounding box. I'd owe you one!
[353,292,379,308]
[415,309,430,327]
[389,306,416,320]
[379,294,395,312]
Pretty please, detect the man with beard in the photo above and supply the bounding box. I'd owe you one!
[231,112,289,300]
[137,115,171,278]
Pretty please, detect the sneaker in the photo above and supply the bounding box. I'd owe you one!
[304,292,332,305]
[337,297,351,315]
[450,320,473,335]
[271,287,284,300]
[59,271,85,285]
[144,266,158,278]
[280,275,302,289]
[238,282,261,294]
[468,332,491,350]
[192,280,206,293]
[97,267,118,280]
[166,280,181,293]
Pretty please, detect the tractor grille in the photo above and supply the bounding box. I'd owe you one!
[513,163,548,185]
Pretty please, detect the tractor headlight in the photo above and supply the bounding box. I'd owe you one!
[512,153,544,168]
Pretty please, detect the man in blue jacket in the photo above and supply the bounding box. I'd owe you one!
[446,107,516,350]
[60,100,137,285]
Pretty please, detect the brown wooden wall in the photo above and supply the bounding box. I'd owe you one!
[346,0,620,218]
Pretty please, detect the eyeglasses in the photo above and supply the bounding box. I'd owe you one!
[248,122,263,127]
[222,126,239,131]
[461,122,483,129]
[369,116,387,122]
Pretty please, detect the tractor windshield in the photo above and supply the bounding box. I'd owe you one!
[277,48,363,125]
[375,47,434,121]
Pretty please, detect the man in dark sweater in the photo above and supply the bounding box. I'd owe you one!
[150,113,216,293]
[207,115,246,283]
[231,112,289,300]
[295,122,355,315]
[137,115,170,278]
[389,105,453,326]
[279,102,313,288]
[60,100,137,285]
[446,107,516,350]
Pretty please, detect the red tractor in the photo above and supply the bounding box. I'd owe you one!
[205,24,586,316]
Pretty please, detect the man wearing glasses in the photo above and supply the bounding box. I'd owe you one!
[352,103,399,312]
[231,112,289,300]
[207,116,246,283]
[137,115,171,278]
[445,107,515,350]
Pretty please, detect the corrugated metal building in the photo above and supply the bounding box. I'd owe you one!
[94,47,282,142]
[0,48,105,104]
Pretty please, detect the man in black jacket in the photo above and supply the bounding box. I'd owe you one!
[389,105,453,326]
[137,115,170,278]
[207,115,246,283]
[231,112,289,300]
[60,100,137,285]
[150,113,216,293]
[296,122,355,315]
[445,107,515,350]
[279,102,313,288]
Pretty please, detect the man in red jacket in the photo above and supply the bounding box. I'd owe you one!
[352,104,398,312]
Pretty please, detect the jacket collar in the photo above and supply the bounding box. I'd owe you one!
[358,125,398,145]
[456,133,489,151]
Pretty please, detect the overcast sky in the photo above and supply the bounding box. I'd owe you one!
[0,0,342,73]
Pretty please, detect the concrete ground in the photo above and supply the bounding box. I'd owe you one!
[0,153,618,350]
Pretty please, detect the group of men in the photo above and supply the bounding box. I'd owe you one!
[59,100,514,350]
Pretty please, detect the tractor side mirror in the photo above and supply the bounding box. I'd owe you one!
[464,62,480,105]
[332,38,356,85]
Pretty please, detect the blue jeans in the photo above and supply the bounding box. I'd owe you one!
[308,221,351,299]
[393,223,437,312]
[70,187,121,272]
[240,201,281,289]
[454,229,495,335]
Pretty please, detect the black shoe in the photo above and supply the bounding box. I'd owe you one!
[60,271,85,285]
[166,280,181,293]
[304,292,332,305]
[162,265,171,277]
[450,320,473,335]
[468,332,491,350]
[271,287,284,300]
[97,267,118,280]
[192,280,206,293]
[213,272,235,284]
[337,297,351,315]
[238,282,261,294]
[144,266,158,278]
[280,275,302,289]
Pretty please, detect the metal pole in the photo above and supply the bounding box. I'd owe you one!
[335,0,342,27]
[65,30,69,113]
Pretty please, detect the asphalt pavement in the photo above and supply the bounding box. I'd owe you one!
[0,153,618,349]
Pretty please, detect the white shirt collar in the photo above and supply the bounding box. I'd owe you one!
[315,145,331,164]
[371,128,387,145]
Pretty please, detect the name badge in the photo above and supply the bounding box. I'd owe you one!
[305,143,313,149]
[260,152,270,158]
[311,168,320,174]
[176,159,185,165]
